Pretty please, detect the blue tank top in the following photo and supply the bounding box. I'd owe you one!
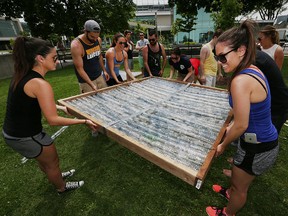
[74,38,102,83]
[105,48,124,77]
[229,68,278,142]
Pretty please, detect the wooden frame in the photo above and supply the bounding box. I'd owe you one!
[58,78,232,189]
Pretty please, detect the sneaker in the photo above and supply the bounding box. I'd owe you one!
[206,207,229,216]
[62,169,75,179]
[212,184,230,200]
[58,181,84,195]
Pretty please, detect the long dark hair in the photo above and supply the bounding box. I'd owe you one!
[12,36,54,90]
[217,20,256,91]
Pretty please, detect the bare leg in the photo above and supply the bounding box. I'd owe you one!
[225,165,255,215]
[35,144,65,191]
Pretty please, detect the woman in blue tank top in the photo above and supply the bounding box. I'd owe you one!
[206,20,279,216]
[105,33,136,86]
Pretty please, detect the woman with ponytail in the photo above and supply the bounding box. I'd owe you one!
[2,36,97,194]
[105,33,136,86]
[206,20,279,216]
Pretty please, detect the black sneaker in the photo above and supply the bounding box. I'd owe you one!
[58,181,84,195]
[62,169,75,179]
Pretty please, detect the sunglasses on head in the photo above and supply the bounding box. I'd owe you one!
[214,48,237,63]
[149,38,156,42]
[119,42,127,45]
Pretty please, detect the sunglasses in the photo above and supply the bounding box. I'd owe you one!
[53,56,58,63]
[119,42,127,45]
[214,48,237,63]
[170,56,178,60]
[149,38,156,42]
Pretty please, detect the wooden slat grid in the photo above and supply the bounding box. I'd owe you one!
[58,78,232,189]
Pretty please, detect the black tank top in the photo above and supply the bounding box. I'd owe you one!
[145,43,162,76]
[74,37,102,83]
[3,71,43,137]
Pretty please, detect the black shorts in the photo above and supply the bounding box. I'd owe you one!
[233,138,279,176]
[2,130,53,159]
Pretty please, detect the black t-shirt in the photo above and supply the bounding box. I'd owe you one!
[255,50,288,114]
[169,55,192,74]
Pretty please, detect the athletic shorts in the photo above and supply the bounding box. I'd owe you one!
[79,75,108,93]
[2,130,53,159]
[233,138,279,176]
[128,58,134,70]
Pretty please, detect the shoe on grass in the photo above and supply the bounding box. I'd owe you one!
[206,207,231,216]
[212,184,230,200]
[62,169,75,179]
[58,181,84,195]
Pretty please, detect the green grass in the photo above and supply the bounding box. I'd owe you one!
[0,59,288,216]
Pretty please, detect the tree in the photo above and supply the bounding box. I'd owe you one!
[241,0,288,20]
[0,0,136,38]
[211,0,243,30]
[169,0,288,21]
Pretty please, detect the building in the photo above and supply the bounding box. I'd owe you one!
[0,17,23,50]
[132,0,216,44]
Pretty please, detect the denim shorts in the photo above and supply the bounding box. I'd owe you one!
[2,130,53,159]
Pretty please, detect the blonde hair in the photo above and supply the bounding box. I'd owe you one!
[260,25,280,44]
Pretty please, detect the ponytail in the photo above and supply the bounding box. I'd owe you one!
[12,36,54,90]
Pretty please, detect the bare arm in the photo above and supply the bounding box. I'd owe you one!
[24,79,97,130]
[160,45,167,77]
[274,46,284,71]
[216,76,251,156]
[169,65,175,79]
[70,39,97,90]
[98,37,110,81]
[200,45,209,83]
[183,66,194,82]
[123,51,136,80]
[143,46,152,76]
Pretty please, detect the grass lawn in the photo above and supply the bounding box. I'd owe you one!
[0,59,287,216]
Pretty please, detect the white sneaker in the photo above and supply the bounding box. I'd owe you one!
[58,181,84,195]
[62,169,75,179]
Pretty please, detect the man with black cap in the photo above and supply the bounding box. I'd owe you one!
[71,20,109,93]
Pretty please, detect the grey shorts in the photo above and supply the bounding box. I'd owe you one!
[233,139,279,176]
[128,58,134,70]
[2,130,53,159]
